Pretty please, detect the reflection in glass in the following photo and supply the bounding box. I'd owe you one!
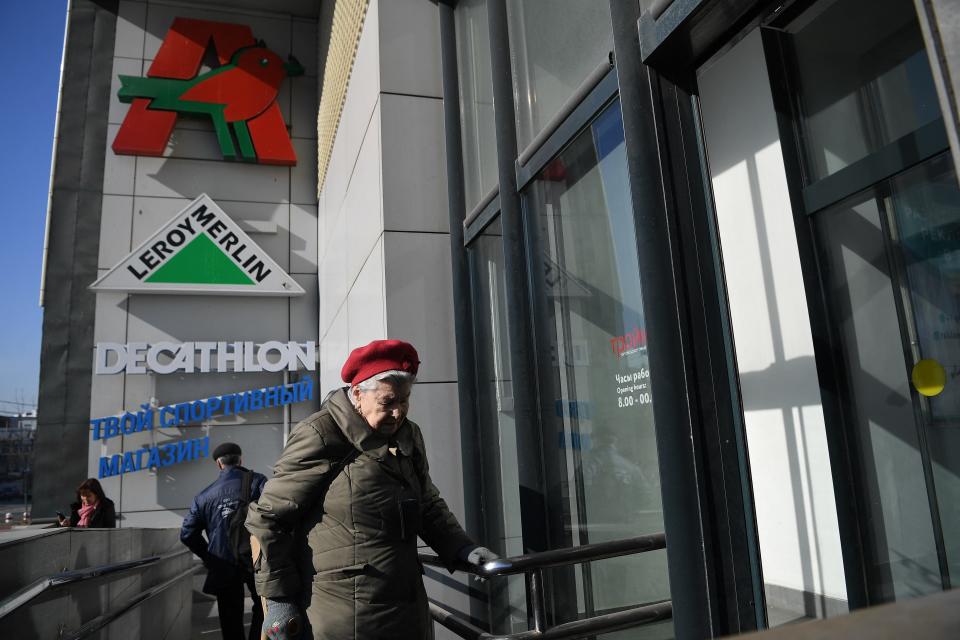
[523,100,671,638]
[885,155,960,583]
[890,156,960,425]
[813,152,960,601]
[468,217,528,634]
[786,0,940,182]
[505,0,614,150]
[456,0,498,211]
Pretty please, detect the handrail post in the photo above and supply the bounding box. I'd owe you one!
[421,533,671,638]
[526,568,546,633]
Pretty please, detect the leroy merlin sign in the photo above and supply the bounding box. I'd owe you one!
[91,194,303,295]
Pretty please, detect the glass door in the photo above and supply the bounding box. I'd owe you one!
[768,0,960,603]
[812,152,960,600]
[521,99,672,638]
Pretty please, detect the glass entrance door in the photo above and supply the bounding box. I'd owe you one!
[812,152,960,600]
[769,0,960,603]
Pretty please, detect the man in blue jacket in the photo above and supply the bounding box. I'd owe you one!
[181,442,268,640]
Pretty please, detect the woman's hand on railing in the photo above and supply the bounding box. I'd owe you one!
[465,546,499,567]
[462,546,499,582]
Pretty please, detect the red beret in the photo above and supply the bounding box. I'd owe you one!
[341,339,420,385]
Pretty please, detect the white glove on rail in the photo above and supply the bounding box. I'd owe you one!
[466,546,500,566]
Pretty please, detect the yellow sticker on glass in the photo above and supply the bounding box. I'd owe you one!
[912,359,946,397]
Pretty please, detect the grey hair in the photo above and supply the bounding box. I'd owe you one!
[354,369,416,392]
[217,453,241,467]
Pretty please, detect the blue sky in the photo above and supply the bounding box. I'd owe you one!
[0,3,67,414]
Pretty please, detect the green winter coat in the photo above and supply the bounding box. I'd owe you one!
[245,388,474,639]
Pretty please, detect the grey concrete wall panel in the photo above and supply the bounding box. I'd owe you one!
[98,195,134,269]
[320,303,350,398]
[346,239,387,350]
[380,93,449,234]
[915,0,960,182]
[291,76,321,140]
[114,1,147,60]
[379,0,442,98]
[142,4,291,62]
[102,125,136,195]
[320,204,350,337]
[383,232,458,384]
[35,0,119,518]
[121,508,189,529]
[291,274,321,342]
[124,294,289,343]
[292,18,321,78]
[293,137,321,204]
[343,103,383,283]
[132,157,291,202]
[89,365,123,420]
[291,204,319,274]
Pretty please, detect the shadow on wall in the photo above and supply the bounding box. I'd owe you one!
[739,149,829,617]
[698,29,842,618]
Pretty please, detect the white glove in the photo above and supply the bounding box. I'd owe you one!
[466,546,499,566]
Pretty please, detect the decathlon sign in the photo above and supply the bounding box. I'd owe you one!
[90,194,304,296]
[95,341,316,375]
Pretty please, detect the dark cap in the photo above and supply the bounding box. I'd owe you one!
[212,442,242,460]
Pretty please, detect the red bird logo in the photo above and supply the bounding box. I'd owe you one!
[118,44,303,162]
[112,18,303,165]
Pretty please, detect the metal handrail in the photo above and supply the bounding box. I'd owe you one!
[422,532,666,578]
[429,600,673,640]
[0,547,192,619]
[64,563,202,640]
[419,532,671,639]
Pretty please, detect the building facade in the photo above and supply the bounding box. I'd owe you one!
[35,0,960,637]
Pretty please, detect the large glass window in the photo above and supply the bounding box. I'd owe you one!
[456,0,498,211]
[506,0,614,150]
[787,0,941,182]
[468,217,529,635]
[522,99,671,637]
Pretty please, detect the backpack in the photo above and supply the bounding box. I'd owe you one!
[228,469,255,574]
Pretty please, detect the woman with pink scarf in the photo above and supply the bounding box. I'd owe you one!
[58,478,116,528]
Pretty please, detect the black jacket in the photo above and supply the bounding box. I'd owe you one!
[180,465,267,594]
[68,498,117,528]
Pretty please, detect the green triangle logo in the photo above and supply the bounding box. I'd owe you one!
[91,194,306,296]
[146,233,254,285]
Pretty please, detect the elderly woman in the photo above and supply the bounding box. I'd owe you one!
[246,339,496,640]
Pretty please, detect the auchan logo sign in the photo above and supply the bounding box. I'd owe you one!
[90,194,304,296]
[112,17,302,165]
